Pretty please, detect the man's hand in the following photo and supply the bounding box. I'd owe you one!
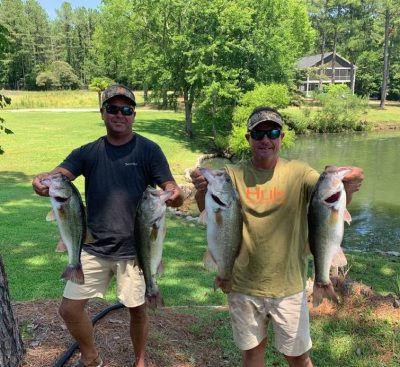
[161,181,183,207]
[190,168,208,212]
[32,167,75,197]
[32,172,52,196]
[190,168,208,192]
[337,166,364,204]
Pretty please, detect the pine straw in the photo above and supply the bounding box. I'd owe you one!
[13,282,399,367]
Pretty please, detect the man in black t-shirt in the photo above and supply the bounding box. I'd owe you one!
[32,85,183,367]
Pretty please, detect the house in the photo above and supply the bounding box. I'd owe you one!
[297,52,356,96]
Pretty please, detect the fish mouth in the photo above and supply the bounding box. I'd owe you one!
[54,196,68,203]
[324,191,341,204]
[211,194,226,207]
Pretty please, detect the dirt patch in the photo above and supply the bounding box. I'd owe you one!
[13,285,399,367]
[15,299,227,367]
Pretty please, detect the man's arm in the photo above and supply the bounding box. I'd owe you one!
[338,166,364,204]
[32,167,75,197]
[190,168,208,212]
[160,180,184,207]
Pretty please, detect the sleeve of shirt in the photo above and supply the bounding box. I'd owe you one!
[150,144,174,185]
[59,146,85,178]
[303,165,320,203]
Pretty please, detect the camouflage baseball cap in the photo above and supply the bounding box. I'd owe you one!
[247,109,283,131]
[101,85,136,106]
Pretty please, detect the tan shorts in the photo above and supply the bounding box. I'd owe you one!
[63,250,146,308]
[228,290,312,356]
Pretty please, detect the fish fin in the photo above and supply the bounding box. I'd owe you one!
[214,210,223,226]
[85,228,95,243]
[150,226,159,241]
[214,277,232,294]
[198,210,207,225]
[203,250,218,272]
[146,288,164,309]
[329,208,339,224]
[344,209,352,225]
[55,238,67,252]
[157,260,164,276]
[61,264,84,285]
[331,247,348,267]
[313,282,339,307]
[46,209,56,221]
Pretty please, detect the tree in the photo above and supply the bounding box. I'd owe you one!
[0,255,25,367]
[0,90,23,366]
[89,77,115,107]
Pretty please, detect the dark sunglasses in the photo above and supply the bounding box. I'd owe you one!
[249,128,281,140]
[105,105,134,116]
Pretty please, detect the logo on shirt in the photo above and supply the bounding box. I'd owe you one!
[125,162,138,166]
[245,186,286,205]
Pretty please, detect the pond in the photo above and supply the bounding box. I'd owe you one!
[282,130,400,253]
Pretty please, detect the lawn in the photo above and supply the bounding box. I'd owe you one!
[1,107,399,366]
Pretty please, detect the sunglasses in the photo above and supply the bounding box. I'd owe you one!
[249,129,281,140]
[105,105,134,116]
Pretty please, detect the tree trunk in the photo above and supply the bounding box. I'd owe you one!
[143,84,148,106]
[183,88,193,138]
[331,27,338,84]
[0,256,25,367]
[319,32,325,91]
[380,9,390,109]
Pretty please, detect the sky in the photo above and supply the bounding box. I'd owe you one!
[36,0,101,19]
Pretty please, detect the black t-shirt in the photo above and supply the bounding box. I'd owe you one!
[59,134,174,260]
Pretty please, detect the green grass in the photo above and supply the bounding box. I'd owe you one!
[1,104,399,366]
[0,89,146,109]
[283,100,400,126]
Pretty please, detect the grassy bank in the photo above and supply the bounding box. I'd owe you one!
[0,89,145,109]
[283,100,400,128]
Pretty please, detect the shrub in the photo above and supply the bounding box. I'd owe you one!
[312,84,368,132]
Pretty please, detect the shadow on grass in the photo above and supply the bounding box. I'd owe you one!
[0,171,31,185]
[95,114,216,154]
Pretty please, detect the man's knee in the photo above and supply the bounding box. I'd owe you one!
[284,352,313,367]
[59,298,87,320]
[128,303,147,321]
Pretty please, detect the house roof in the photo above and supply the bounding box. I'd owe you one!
[297,52,356,69]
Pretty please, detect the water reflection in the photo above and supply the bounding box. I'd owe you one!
[283,131,400,252]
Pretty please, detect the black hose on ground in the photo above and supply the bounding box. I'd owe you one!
[53,302,125,367]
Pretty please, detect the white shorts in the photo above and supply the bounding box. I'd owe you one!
[228,290,312,356]
[63,250,146,308]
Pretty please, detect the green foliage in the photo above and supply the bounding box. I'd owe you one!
[312,85,369,132]
[35,61,81,90]
[0,93,13,154]
[228,83,294,158]
[36,71,60,90]
[89,77,115,107]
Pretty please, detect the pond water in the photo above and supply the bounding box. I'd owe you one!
[282,130,400,253]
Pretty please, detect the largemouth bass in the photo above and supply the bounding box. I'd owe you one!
[308,166,352,307]
[136,186,172,307]
[42,173,85,284]
[200,168,242,293]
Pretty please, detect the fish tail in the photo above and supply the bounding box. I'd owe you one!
[55,239,67,252]
[146,290,164,309]
[61,264,85,285]
[214,277,232,294]
[313,282,339,307]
